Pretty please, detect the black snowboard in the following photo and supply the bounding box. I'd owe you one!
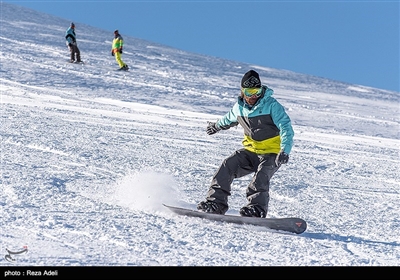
[164,204,307,234]
[67,60,84,64]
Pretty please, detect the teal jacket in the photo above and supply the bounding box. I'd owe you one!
[216,86,294,155]
[65,27,76,44]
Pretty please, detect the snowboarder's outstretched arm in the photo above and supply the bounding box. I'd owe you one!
[206,106,239,135]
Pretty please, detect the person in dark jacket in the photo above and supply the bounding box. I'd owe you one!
[197,70,294,218]
[65,22,81,63]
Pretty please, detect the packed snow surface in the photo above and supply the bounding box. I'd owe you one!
[1,3,399,266]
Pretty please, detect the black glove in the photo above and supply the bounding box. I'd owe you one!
[275,150,289,166]
[119,48,123,54]
[68,43,72,47]
[206,122,221,135]
[111,51,114,56]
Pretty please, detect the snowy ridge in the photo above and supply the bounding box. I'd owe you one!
[1,2,399,267]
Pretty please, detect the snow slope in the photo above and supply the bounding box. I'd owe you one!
[1,2,399,268]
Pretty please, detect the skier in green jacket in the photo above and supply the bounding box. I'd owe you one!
[111,30,129,71]
[197,70,294,218]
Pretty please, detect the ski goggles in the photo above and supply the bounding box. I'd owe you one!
[242,87,263,97]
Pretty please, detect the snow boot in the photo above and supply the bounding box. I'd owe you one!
[197,201,228,215]
[239,205,266,218]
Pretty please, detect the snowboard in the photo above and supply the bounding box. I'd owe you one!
[116,67,129,71]
[164,204,307,234]
[67,60,85,64]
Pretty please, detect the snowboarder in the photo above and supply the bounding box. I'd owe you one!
[197,70,294,218]
[65,22,81,63]
[111,30,128,71]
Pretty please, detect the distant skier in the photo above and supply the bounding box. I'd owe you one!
[65,22,81,63]
[111,30,129,71]
[197,70,294,218]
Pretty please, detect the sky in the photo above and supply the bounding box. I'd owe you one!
[3,0,399,93]
[1,2,399,272]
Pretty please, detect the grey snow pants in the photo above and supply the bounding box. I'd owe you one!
[205,148,280,214]
[69,44,81,62]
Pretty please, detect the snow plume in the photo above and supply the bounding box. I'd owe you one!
[111,170,180,212]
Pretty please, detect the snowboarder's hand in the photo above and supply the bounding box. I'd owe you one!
[119,48,122,54]
[206,122,221,135]
[111,51,114,56]
[275,150,289,166]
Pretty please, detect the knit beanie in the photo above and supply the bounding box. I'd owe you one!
[241,70,261,88]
